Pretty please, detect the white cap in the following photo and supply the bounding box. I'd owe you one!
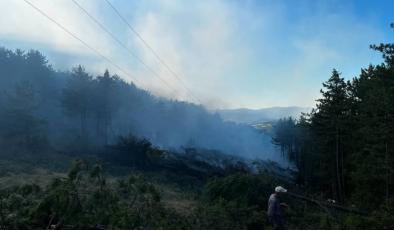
[275,186,287,193]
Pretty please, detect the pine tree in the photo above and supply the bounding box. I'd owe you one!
[2,79,46,146]
[350,26,394,208]
[92,69,120,145]
[310,69,349,202]
[61,65,93,137]
[294,115,316,184]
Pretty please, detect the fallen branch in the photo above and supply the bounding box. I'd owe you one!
[287,192,370,216]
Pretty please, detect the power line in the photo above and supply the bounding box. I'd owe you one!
[24,0,162,98]
[23,0,214,121]
[72,0,188,102]
[105,0,204,106]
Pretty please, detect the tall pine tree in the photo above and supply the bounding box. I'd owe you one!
[92,69,120,145]
[61,65,93,137]
[310,69,349,202]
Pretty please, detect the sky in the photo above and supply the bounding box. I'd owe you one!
[0,0,393,110]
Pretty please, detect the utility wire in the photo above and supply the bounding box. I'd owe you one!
[105,0,204,106]
[24,0,214,122]
[72,0,188,102]
[24,0,162,98]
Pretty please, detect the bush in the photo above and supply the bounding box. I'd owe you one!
[346,199,394,230]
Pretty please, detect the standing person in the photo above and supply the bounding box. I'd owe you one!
[268,186,288,230]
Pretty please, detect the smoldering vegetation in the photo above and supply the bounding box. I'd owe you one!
[0,47,293,180]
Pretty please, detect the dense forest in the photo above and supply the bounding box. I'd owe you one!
[0,24,393,230]
[271,23,394,228]
[0,47,275,161]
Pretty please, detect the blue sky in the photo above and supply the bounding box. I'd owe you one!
[0,0,393,109]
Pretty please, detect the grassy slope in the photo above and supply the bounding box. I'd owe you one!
[0,149,198,215]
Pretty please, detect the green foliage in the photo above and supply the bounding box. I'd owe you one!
[271,117,299,163]
[345,199,394,230]
[192,173,349,230]
[0,184,41,229]
[198,173,284,229]
[0,159,175,229]
[107,134,165,170]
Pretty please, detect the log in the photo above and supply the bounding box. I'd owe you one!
[287,192,370,216]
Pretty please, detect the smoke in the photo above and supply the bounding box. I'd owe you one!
[110,98,295,169]
[0,46,296,172]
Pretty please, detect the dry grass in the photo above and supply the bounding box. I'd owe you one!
[0,147,198,215]
[159,186,198,214]
[0,168,65,189]
[0,167,197,214]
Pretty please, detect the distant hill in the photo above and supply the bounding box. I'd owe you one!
[212,106,313,124]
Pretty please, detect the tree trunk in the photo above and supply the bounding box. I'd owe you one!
[384,89,389,207]
[332,177,336,201]
[96,117,100,138]
[288,192,370,216]
[341,135,345,200]
[104,107,108,145]
[336,122,342,202]
[61,108,64,125]
[26,126,30,147]
[81,113,84,137]
[80,99,87,137]
[104,116,107,145]
[385,141,389,207]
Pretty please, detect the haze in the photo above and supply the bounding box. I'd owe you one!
[1,0,393,109]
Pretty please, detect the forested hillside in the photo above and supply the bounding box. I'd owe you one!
[0,47,275,161]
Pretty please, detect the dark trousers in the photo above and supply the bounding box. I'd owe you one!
[273,214,286,230]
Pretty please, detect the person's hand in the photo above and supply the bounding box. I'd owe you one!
[273,223,278,229]
[280,202,288,207]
